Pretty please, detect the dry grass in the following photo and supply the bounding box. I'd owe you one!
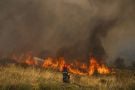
[0,64,135,90]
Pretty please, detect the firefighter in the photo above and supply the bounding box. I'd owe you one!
[62,64,70,83]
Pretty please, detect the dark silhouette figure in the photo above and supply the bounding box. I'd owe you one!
[62,64,70,83]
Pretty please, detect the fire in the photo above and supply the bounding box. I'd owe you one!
[88,57,110,75]
[12,54,111,76]
[42,58,57,68]
[25,56,37,65]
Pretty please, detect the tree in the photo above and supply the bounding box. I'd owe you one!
[114,57,125,69]
[132,61,135,69]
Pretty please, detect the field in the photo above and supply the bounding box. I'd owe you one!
[0,64,135,90]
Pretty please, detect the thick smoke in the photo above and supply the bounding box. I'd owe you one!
[0,0,135,64]
[88,19,119,61]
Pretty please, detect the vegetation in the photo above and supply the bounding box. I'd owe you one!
[0,64,135,90]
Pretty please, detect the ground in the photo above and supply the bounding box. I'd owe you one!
[0,64,135,90]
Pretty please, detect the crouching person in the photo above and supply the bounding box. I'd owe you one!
[62,64,70,83]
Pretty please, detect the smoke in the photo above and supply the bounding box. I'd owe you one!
[88,19,119,61]
[0,0,135,64]
[102,0,135,65]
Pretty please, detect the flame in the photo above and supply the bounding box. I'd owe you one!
[12,54,111,76]
[88,57,110,75]
[25,56,37,65]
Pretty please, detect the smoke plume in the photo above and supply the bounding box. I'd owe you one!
[0,0,135,64]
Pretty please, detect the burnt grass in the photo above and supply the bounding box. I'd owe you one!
[0,64,135,90]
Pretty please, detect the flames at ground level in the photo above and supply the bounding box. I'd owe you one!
[12,54,111,76]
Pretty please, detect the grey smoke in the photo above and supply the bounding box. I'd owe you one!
[0,0,135,64]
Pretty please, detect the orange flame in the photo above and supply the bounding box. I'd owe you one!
[88,57,110,75]
[25,56,37,65]
[12,54,111,76]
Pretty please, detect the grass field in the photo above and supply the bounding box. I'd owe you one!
[0,64,135,90]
